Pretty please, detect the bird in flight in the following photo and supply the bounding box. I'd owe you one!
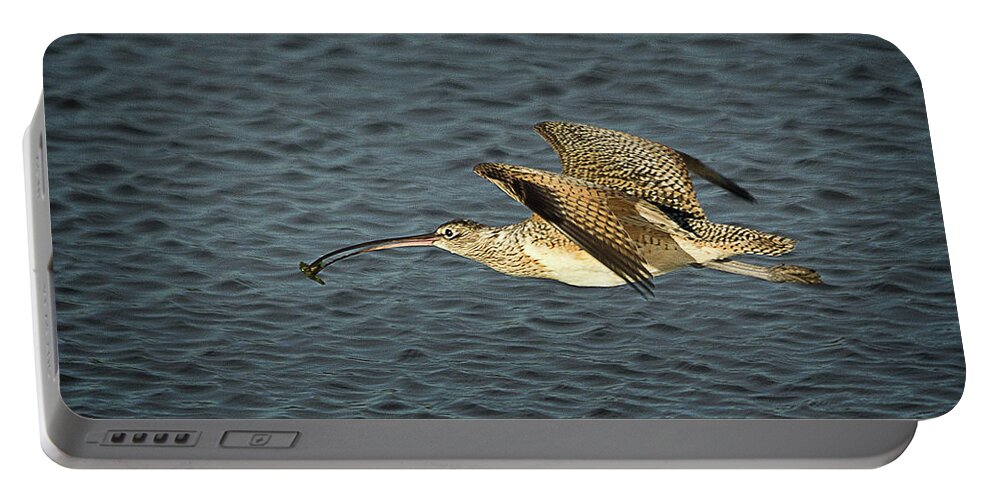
[300,121,821,296]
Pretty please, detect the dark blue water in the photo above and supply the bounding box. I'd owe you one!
[43,34,963,419]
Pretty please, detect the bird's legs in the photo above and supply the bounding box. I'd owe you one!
[697,259,823,285]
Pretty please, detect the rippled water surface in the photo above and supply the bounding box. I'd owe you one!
[43,34,963,419]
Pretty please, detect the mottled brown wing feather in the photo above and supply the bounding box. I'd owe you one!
[533,121,755,219]
[473,162,655,296]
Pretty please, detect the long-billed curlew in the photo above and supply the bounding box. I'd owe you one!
[300,121,821,296]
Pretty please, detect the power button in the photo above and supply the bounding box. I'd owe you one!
[220,431,298,448]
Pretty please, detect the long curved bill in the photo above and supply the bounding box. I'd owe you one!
[299,232,439,285]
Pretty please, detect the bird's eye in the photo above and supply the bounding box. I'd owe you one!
[443,228,456,239]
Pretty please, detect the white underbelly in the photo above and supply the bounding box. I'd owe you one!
[523,242,658,287]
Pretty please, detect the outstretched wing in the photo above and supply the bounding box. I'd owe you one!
[473,162,655,296]
[533,121,754,219]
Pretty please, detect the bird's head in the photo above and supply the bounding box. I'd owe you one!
[430,218,488,256]
[299,218,489,284]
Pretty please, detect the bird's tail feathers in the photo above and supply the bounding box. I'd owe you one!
[634,202,796,257]
[686,220,796,257]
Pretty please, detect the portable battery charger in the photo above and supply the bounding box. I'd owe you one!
[25,34,963,467]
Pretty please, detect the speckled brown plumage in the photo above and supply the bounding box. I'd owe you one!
[307,121,821,293]
[684,219,796,256]
[474,162,656,293]
[432,217,556,279]
[469,122,819,291]
[534,121,754,218]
